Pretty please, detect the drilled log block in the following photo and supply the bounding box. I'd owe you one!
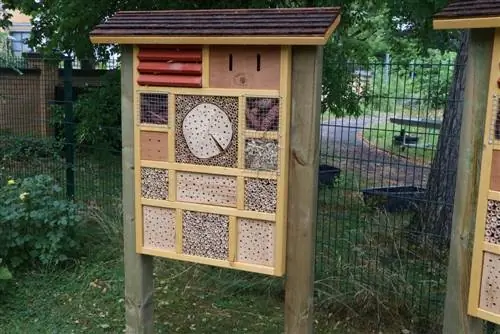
[480,252,500,314]
[175,95,238,167]
[244,178,277,213]
[141,167,168,200]
[237,219,275,267]
[143,206,176,250]
[182,211,229,260]
[177,172,236,207]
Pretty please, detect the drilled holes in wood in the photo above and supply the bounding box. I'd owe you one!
[143,206,176,250]
[237,219,275,267]
[246,97,279,132]
[182,102,233,159]
[182,211,229,260]
[140,131,168,161]
[485,200,500,244]
[141,168,168,200]
[176,95,238,167]
[139,93,168,125]
[244,178,277,213]
[177,172,236,207]
[480,252,500,313]
[245,138,278,171]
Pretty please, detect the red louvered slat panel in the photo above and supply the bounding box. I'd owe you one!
[138,49,202,62]
[138,62,202,75]
[138,74,202,88]
[137,47,202,88]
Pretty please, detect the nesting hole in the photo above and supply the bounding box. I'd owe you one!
[175,95,238,167]
[182,211,229,260]
[141,168,168,200]
[143,206,176,250]
[480,252,500,313]
[177,172,236,207]
[237,219,275,267]
[244,178,277,213]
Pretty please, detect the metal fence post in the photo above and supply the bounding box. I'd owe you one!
[63,56,75,199]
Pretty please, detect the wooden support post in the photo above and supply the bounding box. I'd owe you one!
[284,45,323,334]
[121,45,155,334]
[443,28,495,334]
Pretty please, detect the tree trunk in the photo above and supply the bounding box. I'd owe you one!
[411,31,469,245]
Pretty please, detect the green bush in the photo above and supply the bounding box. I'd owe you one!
[0,259,12,292]
[50,69,122,151]
[0,133,63,161]
[0,175,84,269]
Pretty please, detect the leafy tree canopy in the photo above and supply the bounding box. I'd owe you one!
[0,0,458,115]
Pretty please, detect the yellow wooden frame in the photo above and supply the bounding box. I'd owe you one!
[468,28,500,323]
[132,44,292,276]
[137,86,280,97]
[434,17,500,30]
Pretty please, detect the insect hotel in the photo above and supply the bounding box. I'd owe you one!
[90,8,341,277]
[434,0,500,325]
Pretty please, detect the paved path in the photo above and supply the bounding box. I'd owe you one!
[319,115,430,188]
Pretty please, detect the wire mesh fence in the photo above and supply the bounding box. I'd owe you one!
[315,59,461,331]
[0,54,122,214]
[0,52,478,332]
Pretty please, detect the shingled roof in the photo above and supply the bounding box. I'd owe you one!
[90,7,341,45]
[434,0,500,29]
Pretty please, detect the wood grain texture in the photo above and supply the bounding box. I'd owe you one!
[491,150,500,191]
[209,45,281,90]
[140,131,168,161]
[284,45,323,334]
[122,45,154,334]
[479,252,500,313]
[176,172,237,207]
[443,28,494,333]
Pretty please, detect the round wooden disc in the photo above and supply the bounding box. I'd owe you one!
[182,102,233,159]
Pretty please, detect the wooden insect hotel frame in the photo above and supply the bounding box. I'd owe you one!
[90,8,341,277]
[434,0,500,326]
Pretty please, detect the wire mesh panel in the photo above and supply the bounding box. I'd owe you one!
[315,60,460,332]
[139,92,168,125]
[245,97,280,131]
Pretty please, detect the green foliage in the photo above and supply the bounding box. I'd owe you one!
[51,70,122,151]
[0,259,12,292]
[0,132,63,161]
[1,0,460,117]
[366,48,456,114]
[0,175,85,269]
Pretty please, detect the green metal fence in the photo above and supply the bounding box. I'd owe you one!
[0,53,479,332]
[315,59,462,332]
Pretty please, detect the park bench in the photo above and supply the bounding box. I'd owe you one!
[389,117,442,150]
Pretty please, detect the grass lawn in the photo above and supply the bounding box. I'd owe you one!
[362,119,440,166]
[0,137,447,333]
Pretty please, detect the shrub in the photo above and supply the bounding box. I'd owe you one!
[0,259,12,292]
[0,175,85,269]
[50,69,122,152]
[0,132,63,161]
